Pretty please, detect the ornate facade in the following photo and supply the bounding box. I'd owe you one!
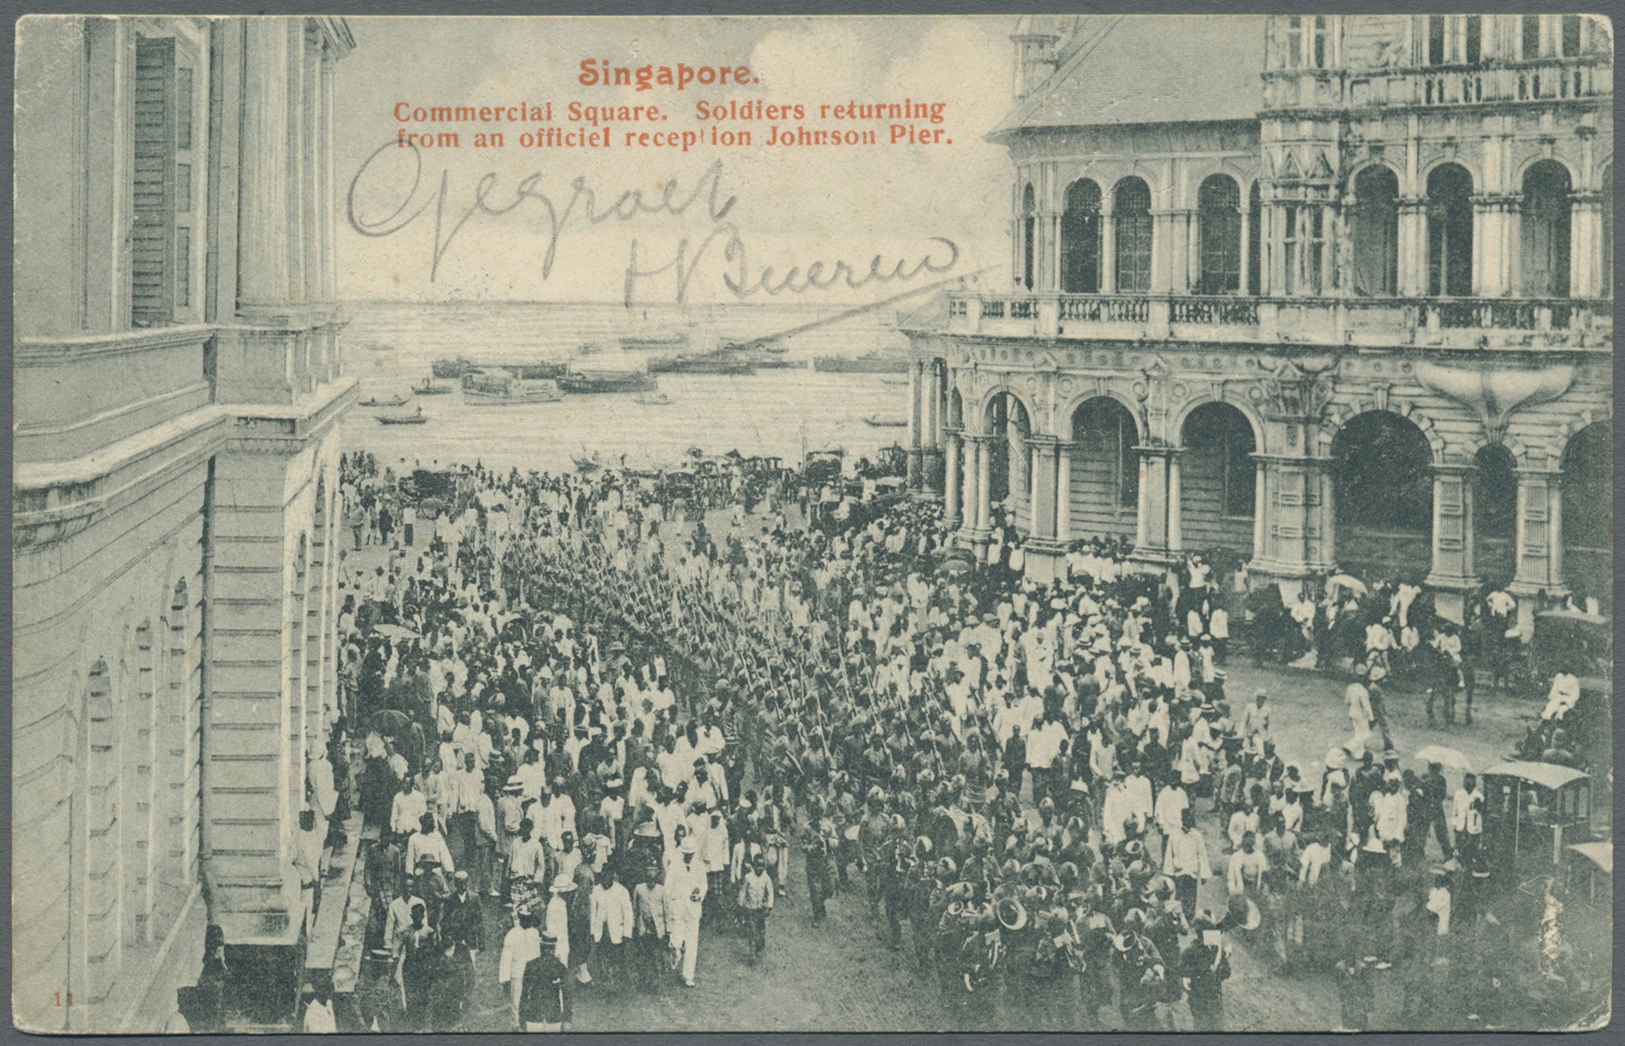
[14,16,354,1032]
[903,14,1612,627]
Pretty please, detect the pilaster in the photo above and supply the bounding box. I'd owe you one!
[1424,464,1479,623]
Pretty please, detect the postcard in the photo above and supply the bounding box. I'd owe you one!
[12,13,1612,1034]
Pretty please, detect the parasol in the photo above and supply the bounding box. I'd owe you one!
[367,708,411,738]
[372,623,420,642]
[1412,745,1471,771]
[1327,574,1368,597]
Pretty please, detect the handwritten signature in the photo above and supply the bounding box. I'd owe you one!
[626,225,958,306]
[345,141,959,304]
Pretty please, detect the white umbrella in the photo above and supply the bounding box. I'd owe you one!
[1328,573,1368,597]
[1413,745,1471,771]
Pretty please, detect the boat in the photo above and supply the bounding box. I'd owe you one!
[735,351,806,369]
[648,354,755,375]
[557,369,658,394]
[813,352,910,374]
[572,451,605,472]
[431,355,476,379]
[577,342,605,356]
[413,378,453,395]
[358,392,411,407]
[619,330,689,352]
[462,373,564,405]
[863,415,907,427]
[377,408,428,425]
[633,391,674,406]
[461,360,567,383]
[879,377,910,386]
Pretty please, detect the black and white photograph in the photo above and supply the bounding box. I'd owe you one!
[11,12,1614,1034]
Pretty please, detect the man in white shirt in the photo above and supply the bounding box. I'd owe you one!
[391,777,428,838]
[1450,773,1483,864]
[406,813,455,878]
[667,837,709,987]
[589,866,634,990]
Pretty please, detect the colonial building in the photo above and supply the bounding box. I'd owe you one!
[903,14,1612,626]
[14,16,354,1032]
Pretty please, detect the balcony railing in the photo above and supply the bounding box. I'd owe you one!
[942,291,1611,348]
[1264,58,1610,112]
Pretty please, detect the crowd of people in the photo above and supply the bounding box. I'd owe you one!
[305,449,1596,1032]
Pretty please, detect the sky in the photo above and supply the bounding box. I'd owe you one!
[333,16,1018,305]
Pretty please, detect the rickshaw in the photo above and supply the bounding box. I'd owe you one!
[1481,761,1593,869]
[1526,610,1612,770]
[1562,841,1612,909]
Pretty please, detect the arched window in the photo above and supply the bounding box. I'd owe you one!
[1521,160,1572,298]
[1473,444,1517,584]
[1426,164,1474,296]
[1333,411,1434,578]
[1114,178,1153,293]
[1180,403,1256,553]
[1071,397,1139,522]
[1021,183,1036,291]
[986,393,1031,524]
[1351,166,1399,296]
[1197,175,1241,294]
[1060,179,1102,293]
[1561,420,1611,608]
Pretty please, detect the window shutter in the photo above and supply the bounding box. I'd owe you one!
[132,38,176,327]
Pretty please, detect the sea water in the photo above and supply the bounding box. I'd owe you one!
[338,300,916,474]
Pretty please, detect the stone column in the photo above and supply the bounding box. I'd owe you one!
[1100,198,1117,293]
[1151,209,1176,294]
[237,20,290,311]
[920,361,942,494]
[1132,447,1175,565]
[1509,466,1566,632]
[1397,196,1427,296]
[943,430,961,530]
[1251,457,1268,563]
[319,44,337,303]
[905,359,924,490]
[1569,190,1605,299]
[1249,453,1337,602]
[284,20,306,305]
[1167,450,1184,553]
[1055,442,1073,546]
[975,436,992,534]
[301,26,320,304]
[959,434,980,543]
[1239,201,1253,296]
[1032,440,1058,541]
[1425,464,1478,622]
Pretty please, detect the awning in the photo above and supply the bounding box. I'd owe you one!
[1566,841,1612,875]
[1482,761,1590,790]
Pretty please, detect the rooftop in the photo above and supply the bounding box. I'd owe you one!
[992,15,1266,138]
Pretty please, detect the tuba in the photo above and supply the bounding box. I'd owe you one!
[996,897,1029,932]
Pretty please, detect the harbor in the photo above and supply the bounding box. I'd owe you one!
[342,300,919,474]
